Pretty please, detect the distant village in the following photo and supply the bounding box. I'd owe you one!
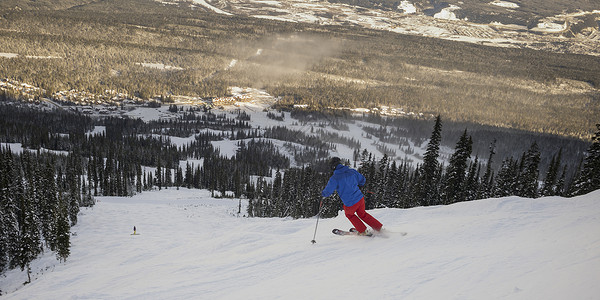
[1,77,428,118]
[1,78,257,114]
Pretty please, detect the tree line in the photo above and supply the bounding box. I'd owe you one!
[0,148,92,283]
[249,115,600,218]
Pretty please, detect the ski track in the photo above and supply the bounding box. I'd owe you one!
[2,189,600,299]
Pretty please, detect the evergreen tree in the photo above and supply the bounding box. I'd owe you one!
[555,165,568,196]
[184,162,193,189]
[272,170,283,216]
[464,157,481,201]
[136,164,143,193]
[571,123,600,195]
[358,153,377,209]
[0,149,9,272]
[443,129,473,204]
[520,142,541,198]
[541,149,562,196]
[374,154,389,208]
[495,157,518,197]
[156,159,162,191]
[175,166,184,189]
[40,159,59,250]
[17,183,43,284]
[54,194,71,262]
[66,157,81,226]
[418,115,442,206]
[1,149,21,270]
[480,139,496,198]
[387,161,400,207]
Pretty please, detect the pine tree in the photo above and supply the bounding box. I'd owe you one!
[418,115,442,206]
[374,154,389,208]
[555,165,567,196]
[1,149,21,270]
[387,161,400,207]
[480,139,496,198]
[520,142,541,198]
[136,164,143,193]
[443,129,472,204]
[17,182,43,284]
[358,153,377,209]
[272,170,283,216]
[464,157,481,201]
[495,157,517,197]
[175,166,184,189]
[185,162,193,188]
[541,149,562,196]
[156,159,162,191]
[571,123,600,195]
[54,194,71,262]
[40,159,59,250]
[0,148,9,272]
[66,157,81,226]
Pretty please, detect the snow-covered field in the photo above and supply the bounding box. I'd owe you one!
[2,188,599,299]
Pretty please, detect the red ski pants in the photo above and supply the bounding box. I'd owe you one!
[343,198,383,233]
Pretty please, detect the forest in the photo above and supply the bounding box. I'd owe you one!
[1,100,599,280]
[0,0,598,139]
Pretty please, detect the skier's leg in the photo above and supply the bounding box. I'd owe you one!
[344,202,367,233]
[355,198,383,231]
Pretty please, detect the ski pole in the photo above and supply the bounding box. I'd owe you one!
[311,200,324,244]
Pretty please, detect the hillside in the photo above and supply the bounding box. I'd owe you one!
[2,188,599,299]
[0,0,599,138]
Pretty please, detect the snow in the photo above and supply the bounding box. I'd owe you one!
[253,15,297,23]
[0,53,62,59]
[2,188,600,299]
[533,21,567,33]
[86,125,106,136]
[226,59,238,70]
[136,63,184,71]
[189,0,232,16]
[122,106,174,122]
[398,1,417,14]
[0,53,19,58]
[434,5,461,21]
[0,142,24,153]
[0,143,70,156]
[490,1,520,9]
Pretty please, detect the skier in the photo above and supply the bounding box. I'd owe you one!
[321,157,383,235]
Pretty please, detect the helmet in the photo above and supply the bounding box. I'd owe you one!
[329,157,341,171]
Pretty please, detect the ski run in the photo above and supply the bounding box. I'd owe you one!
[2,188,599,299]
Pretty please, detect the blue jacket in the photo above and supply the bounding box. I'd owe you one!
[321,164,366,207]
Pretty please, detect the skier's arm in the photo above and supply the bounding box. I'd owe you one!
[321,178,337,197]
[356,171,366,187]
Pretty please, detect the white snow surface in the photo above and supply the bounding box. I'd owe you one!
[190,0,232,15]
[489,1,519,9]
[3,189,600,299]
[398,1,417,14]
[0,53,19,58]
[434,5,461,20]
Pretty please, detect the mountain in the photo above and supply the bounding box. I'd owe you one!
[2,188,599,299]
[164,0,600,56]
[1,0,599,138]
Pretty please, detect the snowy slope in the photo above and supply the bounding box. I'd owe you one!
[2,189,600,299]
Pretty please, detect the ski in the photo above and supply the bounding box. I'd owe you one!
[332,228,407,238]
[332,228,373,237]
